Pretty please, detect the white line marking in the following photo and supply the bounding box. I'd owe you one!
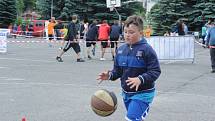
[0,77,25,81]
[0,77,7,79]
[0,57,54,63]
[4,78,25,81]
[0,82,118,90]
[0,66,9,69]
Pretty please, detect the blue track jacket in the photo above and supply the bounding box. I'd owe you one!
[206,27,215,46]
[109,38,161,93]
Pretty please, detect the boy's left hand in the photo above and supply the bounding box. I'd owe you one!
[126,77,141,91]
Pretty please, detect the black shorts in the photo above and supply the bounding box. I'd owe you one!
[86,39,96,47]
[100,40,108,48]
[80,33,84,39]
[63,41,81,54]
[110,38,119,48]
[48,34,54,40]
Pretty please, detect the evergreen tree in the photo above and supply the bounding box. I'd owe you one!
[0,0,17,28]
[204,0,215,19]
[149,0,187,35]
[23,0,36,11]
[81,0,144,22]
[190,0,215,30]
[36,0,144,22]
[36,0,51,19]
[59,0,76,20]
[16,0,24,16]
[150,0,215,35]
[54,0,65,19]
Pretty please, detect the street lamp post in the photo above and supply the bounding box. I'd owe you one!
[51,0,53,18]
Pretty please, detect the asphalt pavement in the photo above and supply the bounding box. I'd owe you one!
[0,37,214,121]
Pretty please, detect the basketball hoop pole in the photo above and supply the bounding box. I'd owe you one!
[107,0,121,24]
[112,7,121,25]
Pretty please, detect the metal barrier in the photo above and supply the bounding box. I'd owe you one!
[146,36,195,63]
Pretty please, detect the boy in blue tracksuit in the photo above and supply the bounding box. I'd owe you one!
[97,15,161,121]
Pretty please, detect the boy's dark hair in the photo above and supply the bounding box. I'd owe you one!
[114,20,118,25]
[124,15,144,31]
[72,15,78,20]
[102,20,107,23]
[93,19,98,24]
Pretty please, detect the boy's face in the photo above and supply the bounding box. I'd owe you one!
[72,19,77,23]
[51,17,55,22]
[124,24,142,45]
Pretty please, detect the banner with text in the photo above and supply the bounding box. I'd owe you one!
[0,29,10,53]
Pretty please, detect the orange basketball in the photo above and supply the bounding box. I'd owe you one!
[91,89,117,117]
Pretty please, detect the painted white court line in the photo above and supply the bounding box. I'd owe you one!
[0,77,25,81]
[0,82,118,90]
[0,66,9,69]
[4,78,25,81]
[0,77,8,79]
[0,57,54,63]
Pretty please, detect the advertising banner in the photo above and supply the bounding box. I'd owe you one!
[0,29,10,53]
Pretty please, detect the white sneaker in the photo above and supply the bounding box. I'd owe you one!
[100,58,106,61]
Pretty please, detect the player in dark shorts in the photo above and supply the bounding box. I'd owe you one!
[110,20,122,60]
[98,20,110,61]
[85,20,98,59]
[56,15,85,62]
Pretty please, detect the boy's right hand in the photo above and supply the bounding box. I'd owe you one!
[97,71,109,84]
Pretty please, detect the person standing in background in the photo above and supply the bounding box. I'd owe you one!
[98,20,110,61]
[45,20,49,40]
[110,20,122,60]
[183,22,188,35]
[85,20,98,59]
[164,31,170,36]
[56,15,85,62]
[201,25,207,47]
[59,25,68,50]
[79,20,89,59]
[54,20,64,41]
[177,20,185,36]
[205,21,215,73]
[12,23,17,39]
[144,25,152,38]
[48,17,57,47]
